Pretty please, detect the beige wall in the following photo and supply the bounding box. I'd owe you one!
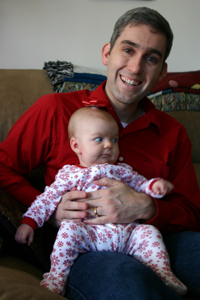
[0,0,199,72]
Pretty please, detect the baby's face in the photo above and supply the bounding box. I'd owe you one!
[77,117,119,167]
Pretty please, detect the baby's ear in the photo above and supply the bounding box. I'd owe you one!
[70,137,81,154]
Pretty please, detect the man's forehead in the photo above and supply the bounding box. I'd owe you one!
[117,24,166,54]
[118,23,165,40]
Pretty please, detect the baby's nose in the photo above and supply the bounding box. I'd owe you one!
[104,140,112,148]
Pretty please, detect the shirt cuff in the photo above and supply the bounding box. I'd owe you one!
[20,217,38,230]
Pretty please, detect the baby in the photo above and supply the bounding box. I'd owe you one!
[15,107,187,295]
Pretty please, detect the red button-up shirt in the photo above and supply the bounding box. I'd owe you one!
[0,82,200,234]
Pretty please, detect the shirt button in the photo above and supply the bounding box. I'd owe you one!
[119,157,123,161]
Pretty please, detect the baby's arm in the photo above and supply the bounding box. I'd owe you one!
[15,224,34,246]
[151,180,174,196]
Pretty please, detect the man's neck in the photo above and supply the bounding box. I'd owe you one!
[112,101,144,124]
[103,82,145,124]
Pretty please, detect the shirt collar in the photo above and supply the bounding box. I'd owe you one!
[83,81,162,136]
[82,81,110,108]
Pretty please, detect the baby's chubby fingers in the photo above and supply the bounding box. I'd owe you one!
[15,225,34,245]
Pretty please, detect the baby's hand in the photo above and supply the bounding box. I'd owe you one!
[152,180,174,196]
[15,224,34,246]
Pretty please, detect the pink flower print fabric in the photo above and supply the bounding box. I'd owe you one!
[41,221,187,295]
[23,163,162,228]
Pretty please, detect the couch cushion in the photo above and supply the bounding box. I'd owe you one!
[0,69,53,142]
[165,111,200,164]
[193,163,200,188]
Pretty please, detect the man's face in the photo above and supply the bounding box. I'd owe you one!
[102,24,167,108]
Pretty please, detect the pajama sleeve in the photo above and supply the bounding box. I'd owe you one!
[21,165,80,228]
[115,163,163,198]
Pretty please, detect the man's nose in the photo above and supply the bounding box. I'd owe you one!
[127,55,143,75]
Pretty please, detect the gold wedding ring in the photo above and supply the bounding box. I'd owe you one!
[94,207,98,217]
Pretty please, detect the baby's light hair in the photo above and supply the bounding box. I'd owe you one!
[68,107,118,140]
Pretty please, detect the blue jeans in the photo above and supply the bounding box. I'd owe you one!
[64,231,200,300]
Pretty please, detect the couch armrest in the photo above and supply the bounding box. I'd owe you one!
[0,187,57,271]
[0,266,66,300]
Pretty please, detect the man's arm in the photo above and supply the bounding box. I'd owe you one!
[147,127,200,234]
[0,95,57,206]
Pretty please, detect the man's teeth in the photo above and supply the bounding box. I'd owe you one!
[121,75,140,86]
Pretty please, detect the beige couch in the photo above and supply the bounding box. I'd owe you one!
[0,69,199,300]
[0,70,65,299]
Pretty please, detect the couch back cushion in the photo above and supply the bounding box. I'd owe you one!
[0,69,53,142]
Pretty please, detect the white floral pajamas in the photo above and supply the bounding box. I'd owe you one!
[23,163,187,295]
[41,221,187,295]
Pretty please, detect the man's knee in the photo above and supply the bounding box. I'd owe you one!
[66,252,182,300]
[164,231,200,295]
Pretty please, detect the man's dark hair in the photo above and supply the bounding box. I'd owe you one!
[109,7,173,62]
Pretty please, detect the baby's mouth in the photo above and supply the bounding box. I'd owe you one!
[120,75,141,86]
[102,153,111,157]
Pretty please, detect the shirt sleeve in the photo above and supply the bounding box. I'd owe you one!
[0,95,58,206]
[145,127,200,234]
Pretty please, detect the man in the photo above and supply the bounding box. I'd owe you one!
[0,7,200,300]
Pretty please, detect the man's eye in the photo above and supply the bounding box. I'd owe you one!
[146,56,158,64]
[95,137,102,142]
[124,48,133,54]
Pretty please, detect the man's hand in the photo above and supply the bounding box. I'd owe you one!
[83,178,157,225]
[50,190,88,227]
[52,178,157,227]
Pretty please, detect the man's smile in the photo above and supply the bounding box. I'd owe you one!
[120,75,142,87]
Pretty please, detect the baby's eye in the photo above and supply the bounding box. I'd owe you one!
[112,138,118,143]
[95,137,102,142]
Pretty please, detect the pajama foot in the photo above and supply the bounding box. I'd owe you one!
[162,273,188,295]
[40,272,67,295]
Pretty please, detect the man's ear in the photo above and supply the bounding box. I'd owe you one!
[101,43,111,66]
[157,62,168,83]
[70,137,81,154]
